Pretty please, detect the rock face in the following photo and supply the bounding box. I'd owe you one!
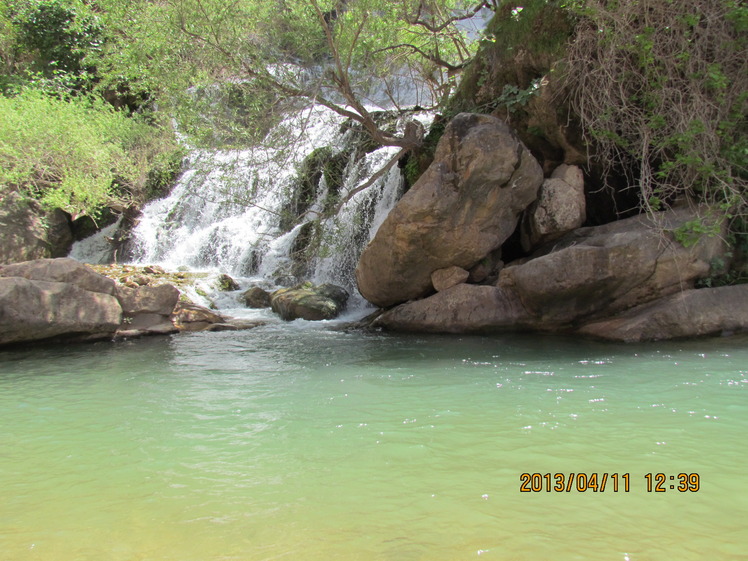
[521,164,586,251]
[374,283,527,333]
[576,285,748,342]
[500,207,725,323]
[0,191,72,264]
[0,261,122,345]
[431,266,469,292]
[271,282,349,321]
[356,113,543,308]
[1,258,116,295]
[375,208,737,341]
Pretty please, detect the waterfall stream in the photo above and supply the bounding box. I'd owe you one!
[72,104,432,305]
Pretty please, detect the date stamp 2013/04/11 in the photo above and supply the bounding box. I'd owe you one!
[519,473,700,493]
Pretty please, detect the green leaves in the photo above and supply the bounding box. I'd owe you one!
[0,88,179,218]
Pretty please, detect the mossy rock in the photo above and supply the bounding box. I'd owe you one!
[270,282,349,321]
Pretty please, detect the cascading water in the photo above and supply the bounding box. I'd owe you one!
[94,103,434,304]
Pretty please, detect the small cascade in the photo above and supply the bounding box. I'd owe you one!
[97,104,434,301]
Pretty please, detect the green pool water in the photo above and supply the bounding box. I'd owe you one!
[1,326,747,561]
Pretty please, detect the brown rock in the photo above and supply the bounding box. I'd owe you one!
[0,277,122,345]
[576,286,748,342]
[270,282,349,321]
[240,286,271,308]
[521,165,586,251]
[500,208,727,324]
[374,283,529,333]
[116,284,180,315]
[173,302,226,332]
[0,191,72,264]
[0,257,115,295]
[431,266,469,292]
[356,113,543,308]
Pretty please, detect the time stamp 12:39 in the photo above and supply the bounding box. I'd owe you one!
[519,472,701,493]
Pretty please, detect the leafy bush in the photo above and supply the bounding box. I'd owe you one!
[564,0,747,224]
[0,88,180,218]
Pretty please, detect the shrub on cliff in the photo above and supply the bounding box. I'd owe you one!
[0,88,180,219]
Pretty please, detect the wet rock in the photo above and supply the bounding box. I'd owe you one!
[240,286,271,308]
[271,282,349,321]
[356,113,543,308]
[216,274,240,291]
[172,302,227,332]
[576,285,748,342]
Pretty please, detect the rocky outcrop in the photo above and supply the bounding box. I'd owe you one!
[374,208,737,341]
[1,258,116,295]
[0,258,239,347]
[270,282,349,321]
[576,285,748,342]
[500,207,725,323]
[0,191,73,264]
[0,259,122,345]
[520,164,586,251]
[356,113,543,308]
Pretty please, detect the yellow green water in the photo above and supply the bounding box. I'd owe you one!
[1,327,747,561]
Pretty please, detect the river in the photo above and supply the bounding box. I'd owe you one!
[1,322,746,560]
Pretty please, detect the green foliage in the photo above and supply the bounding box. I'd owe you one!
[0,88,180,218]
[565,0,747,230]
[90,0,484,149]
[13,0,101,76]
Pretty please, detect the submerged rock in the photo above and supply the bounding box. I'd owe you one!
[270,282,349,321]
[356,113,543,308]
[240,286,271,308]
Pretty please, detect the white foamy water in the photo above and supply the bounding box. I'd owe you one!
[98,104,434,297]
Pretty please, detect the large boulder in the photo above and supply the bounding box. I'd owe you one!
[374,283,528,333]
[0,257,116,295]
[576,285,748,342]
[116,284,180,315]
[499,207,726,324]
[356,113,543,308]
[0,277,122,345]
[240,286,271,308]
[271,282,349,321]
[0,191,73,264]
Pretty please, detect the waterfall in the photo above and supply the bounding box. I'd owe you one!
[77,104,433,300]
